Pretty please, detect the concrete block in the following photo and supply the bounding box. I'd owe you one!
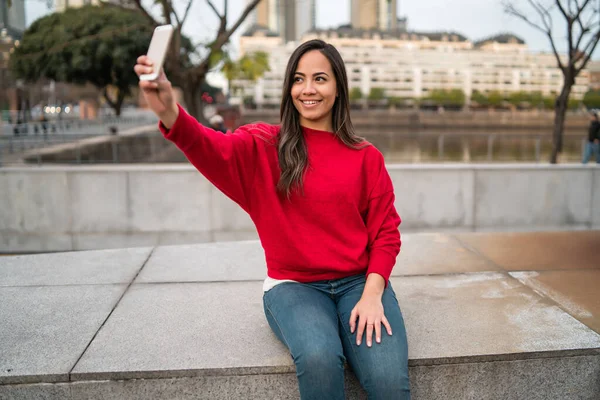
[71,282,291,380]
[0,247,151,286]
[72,233,160,251]
[156,231,213,246]
[69,373,365,400]
[394,233,499,276]
[0,285,126,384]
[456,231,600,271]
[0,171,69,233]
[0,382,72,400]
[212,230,259,242]
[510,270,600,334]
[389,273,600,360]
[69,172,128,232]
[128,171,212,232]
[0,233,72,254]
[389,168,474,230]
[409,354,600,400]
[474,168,592,229]
[210,187,255,232]
[137,241,266,283]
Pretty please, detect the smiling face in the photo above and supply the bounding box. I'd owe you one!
[290,50,338,132]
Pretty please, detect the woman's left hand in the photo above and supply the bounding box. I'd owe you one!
[349,293,392,347]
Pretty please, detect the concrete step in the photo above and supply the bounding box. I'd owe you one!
[1,232,599,399]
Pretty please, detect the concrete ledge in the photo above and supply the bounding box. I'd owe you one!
[1,164,599,253]
[1,231,599,399]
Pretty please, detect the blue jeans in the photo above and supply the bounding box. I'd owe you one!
[263,274,411,400]
[582,142,600,163]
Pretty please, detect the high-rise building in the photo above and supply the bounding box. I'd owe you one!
[250,0,316,42]
[351,0,398,31]
[0,0,26,37]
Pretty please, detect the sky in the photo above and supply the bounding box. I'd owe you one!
[24,0,586,58]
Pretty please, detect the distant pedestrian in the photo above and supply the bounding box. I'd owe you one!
[208,114,226,133]
[582,112,600,164]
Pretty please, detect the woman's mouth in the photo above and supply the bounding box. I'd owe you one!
[300,100,321,107]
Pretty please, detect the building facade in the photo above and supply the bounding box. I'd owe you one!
[0,0,26,37]
[351,0,398,31]
[249,0,316,42]
[237,29,590,106]
[55,0,100,13]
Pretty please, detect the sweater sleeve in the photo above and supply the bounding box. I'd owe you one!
[159,104,270,213]
[364,150,401,285]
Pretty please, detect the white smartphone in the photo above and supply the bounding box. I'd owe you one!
[139,25,174,81]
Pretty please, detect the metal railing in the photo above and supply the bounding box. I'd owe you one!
[0,114,159,166]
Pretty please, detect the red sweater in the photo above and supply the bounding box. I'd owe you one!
[160,105,401,284]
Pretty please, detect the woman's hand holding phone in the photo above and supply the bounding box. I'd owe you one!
[134,56,179,129]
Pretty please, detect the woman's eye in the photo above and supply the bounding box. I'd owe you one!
[294,77,302,83]
[316,76,325,82]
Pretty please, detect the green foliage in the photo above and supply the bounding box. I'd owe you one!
[349,87,363,101]
[487,91,504,107]
[222,51,270,96]
[583,90,600,109]
[568,97,581,110]
[471,90,488,106]
[506,91,545,108]
[10,5,154,113]
[425,89,466,106]
[368,87,385,101]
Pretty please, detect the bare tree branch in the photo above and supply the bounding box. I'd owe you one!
[575,31,600,74]
[504,3,548,34]
[211,0,260,50]
[574,9,591,50]
[505,1,566,70]
[181,0,194,26]
[131,0,159,26]
[158,0,173,25]
[556,0,570,19]
[574,0,591,19]
[206,0,222,18]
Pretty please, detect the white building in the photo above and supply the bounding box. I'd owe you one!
[236,29,590,107]
[55,0,100,13]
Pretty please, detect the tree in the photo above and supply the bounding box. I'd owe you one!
[504,0,600,163]
[487,91,504,108]
[223,51,270,102]
[471,90,489,107]
[9,5,154,116]
[425,89,466,107]
[349,87,363,101]
[368,87,385,101]
[583,89,600,108]
[119,0,261,121]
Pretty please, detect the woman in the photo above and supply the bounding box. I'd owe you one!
[135,39,410,400]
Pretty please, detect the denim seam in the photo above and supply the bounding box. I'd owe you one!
[337,310,368,388]
[264,300,293,352]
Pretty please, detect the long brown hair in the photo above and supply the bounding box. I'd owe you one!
[278,39,366,197]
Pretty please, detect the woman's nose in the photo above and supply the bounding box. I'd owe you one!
[302,83,317,95]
